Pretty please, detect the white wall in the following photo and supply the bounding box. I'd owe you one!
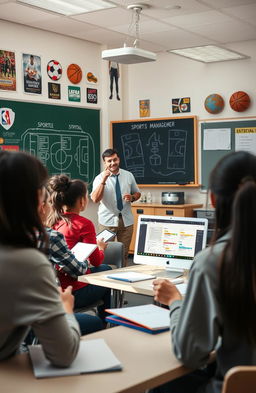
[1,19,256,215]
[121,40,256,206]
[0,20,109,225]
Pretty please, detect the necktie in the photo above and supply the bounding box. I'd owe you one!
[115,174,123,211]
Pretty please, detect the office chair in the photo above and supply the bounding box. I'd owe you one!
[74,241,125,313]
[222,366,256,393]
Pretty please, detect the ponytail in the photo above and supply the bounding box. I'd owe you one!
[219,179,256,344]
[46,174,87,228]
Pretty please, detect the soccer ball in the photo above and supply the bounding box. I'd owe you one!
[47,60,62,81]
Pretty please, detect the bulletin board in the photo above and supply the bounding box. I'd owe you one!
[0,99,100,186]
[201,119,256,189]
[111,116,199,187]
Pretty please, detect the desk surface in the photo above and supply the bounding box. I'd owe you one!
[78,265,181,297]
[0,326,190,393]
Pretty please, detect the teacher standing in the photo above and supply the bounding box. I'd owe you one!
[91,148,141,266]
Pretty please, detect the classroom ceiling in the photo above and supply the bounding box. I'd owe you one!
[0,0,256,54]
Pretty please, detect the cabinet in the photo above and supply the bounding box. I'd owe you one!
[129,203,203,254]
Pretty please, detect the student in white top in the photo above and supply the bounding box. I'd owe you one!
[152,151,256,393]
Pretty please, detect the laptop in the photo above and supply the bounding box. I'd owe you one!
[134,215,208,272]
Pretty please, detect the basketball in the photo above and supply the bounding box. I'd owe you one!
[229,91,250,112]
[67,63,82,84]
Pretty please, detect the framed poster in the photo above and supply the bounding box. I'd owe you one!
[0,50,16,91]
[23,53,42,94]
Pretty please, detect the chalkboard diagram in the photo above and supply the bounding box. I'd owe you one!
[21,128,95,183]
[147,132,163,167]
[166,129,187,174]
[121,133,144,177]
[112,117,197,186]
[120,129,187,177]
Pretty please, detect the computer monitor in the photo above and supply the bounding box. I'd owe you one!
[134,215,208,272]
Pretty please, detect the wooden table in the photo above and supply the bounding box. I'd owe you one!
[0,326,191,393]
[78,264,182,297]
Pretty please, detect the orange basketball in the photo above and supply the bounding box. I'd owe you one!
[67,63,82,84]
[229,91,250,112]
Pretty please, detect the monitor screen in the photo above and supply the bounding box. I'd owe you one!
[134,215,208,271]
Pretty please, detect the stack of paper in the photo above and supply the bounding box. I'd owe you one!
[29,339,122,378]
[106,304,170,334]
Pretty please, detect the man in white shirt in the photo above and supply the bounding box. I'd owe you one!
[91,148,141,266]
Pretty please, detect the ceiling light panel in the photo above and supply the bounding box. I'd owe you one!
[169,45,249,63]
[17,0,115,16]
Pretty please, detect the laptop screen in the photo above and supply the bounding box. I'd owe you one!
[134,215,208,271]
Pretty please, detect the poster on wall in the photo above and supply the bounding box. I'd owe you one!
[139,99,150,117]
[0,50,16,91]
[172,97,191,113]
[23,53,42,94]
[68,86,81,102]
[87,88,97,104]
[48,82,61,99]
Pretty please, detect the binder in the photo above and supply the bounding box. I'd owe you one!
[105,304,170,332]
[106,315,169,334]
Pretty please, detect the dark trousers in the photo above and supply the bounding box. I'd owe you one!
[149,362,217,393]
[110,68,119,94]
[73,264,112,321]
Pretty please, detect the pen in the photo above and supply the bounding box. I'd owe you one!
[171,278,184,285]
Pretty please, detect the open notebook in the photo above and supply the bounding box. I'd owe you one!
[71,242,97,262]
[105,304,170,333]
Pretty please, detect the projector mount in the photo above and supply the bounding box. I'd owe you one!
[127,3,149,48]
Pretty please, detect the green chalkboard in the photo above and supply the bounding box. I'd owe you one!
[201,119,256,189]
[111,117,198,187]
[0,99,100,186]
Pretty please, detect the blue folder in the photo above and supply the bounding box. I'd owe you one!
[106,315,169,334]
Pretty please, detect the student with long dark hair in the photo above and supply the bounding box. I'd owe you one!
[152,151,256,393]
[47,174,111,323]
[0,151,80,366]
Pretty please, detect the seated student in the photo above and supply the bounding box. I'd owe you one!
[0,151,80,366]
[47,174,111,323]
[39,187,103,335]
[152,151,256,393]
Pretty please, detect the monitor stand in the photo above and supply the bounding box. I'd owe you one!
[157,270,182,279]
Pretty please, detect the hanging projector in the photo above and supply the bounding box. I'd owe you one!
[102,4,156,65]
[102,46,156,64]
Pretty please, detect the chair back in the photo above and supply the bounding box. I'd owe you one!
[104,241,124,269]
[222,366,256,393]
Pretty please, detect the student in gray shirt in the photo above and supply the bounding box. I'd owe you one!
[152,151,256,393]
[0,151,80,367]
